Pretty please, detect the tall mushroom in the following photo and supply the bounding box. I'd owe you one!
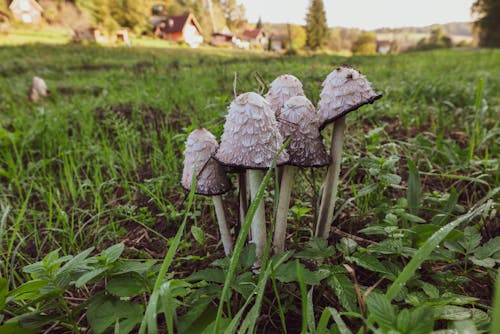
[214,92,289,262]
[29,76,48,103]
[273,96,330,253]
[265,74,304,117]
[315,66,382,239]
[182,128,233,255]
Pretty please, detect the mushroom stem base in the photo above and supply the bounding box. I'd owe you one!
[212,195,233,255]
[273,166,295,254]
[248,169,266,264]
[315,116,346,239]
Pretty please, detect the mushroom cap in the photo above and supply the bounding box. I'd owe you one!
[318,66,382,129]
[32,76,48,96]
[181,128,232,196]
[278,96,331,167]
[214,92,289,170]
[29,76,48,102]
[265,74,304,117]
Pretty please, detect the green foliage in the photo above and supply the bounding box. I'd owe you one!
[351,31,377,55]
[473,0,500,47]
[305,0,329,50]
[286,24,307,51]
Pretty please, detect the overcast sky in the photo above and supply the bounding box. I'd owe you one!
[237,0,475,30]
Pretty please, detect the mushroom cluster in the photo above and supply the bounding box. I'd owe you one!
[180,66,381,262]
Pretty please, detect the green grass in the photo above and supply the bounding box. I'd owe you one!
[0,44,499,333]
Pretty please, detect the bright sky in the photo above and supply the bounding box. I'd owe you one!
[237,0,475,30]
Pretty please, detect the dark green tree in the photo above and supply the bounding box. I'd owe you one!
[472,0,500,47]
[256,16,262,29]
[305,0,329,50]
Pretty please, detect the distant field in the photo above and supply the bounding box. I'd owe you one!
[0,45,498,333]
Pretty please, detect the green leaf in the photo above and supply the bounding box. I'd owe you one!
[238,243,257,270]
[0,320,39,334]
[106,274,148,297]
[328,307,353,334]
[386,200,493,301]
[87,295,143,334]
[7,279,50,302]
[474,236,500,259]
[407,160,421,216]
[347,252,392,277]
[187,269,225,283]
[75,267,108,288]
[379,173,402,185]
[101,243,125,264]
[458,226,481,253]
[0,277,8,310]
[406,306,435,334]
[191,226,205,246]
[295,237,335,260]
[366,292,396,331]
[412,224,461,248]
[434,305,474,321]
[177,296,215,334]
[327,270,358,312]
[274,260,329,286]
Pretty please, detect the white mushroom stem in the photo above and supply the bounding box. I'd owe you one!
[273,165,295,253]
[315,117,346,239]
[212,195,233,255]
[248,169,266,263]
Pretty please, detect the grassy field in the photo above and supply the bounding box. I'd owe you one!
[0,44,499,333]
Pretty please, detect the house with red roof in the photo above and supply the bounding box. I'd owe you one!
[154,13,203,48]
[240,28,268,49]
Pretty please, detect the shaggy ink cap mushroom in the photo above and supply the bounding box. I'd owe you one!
[265,74,304,117]
[29,76,48,102]
[181,128,231,196]
[278,96,330,168]
[318,66,382,129]
[215,92,289,169]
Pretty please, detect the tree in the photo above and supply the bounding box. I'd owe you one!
[351,32,377,55]
[256,16,262,29]
[287,24,306,51]
[472,0,500,47]
[217,0,246,29]
[305,0,329,50]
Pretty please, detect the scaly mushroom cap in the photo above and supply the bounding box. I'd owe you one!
[265,74,304,117]
[29,76,48,102]
[278,96,330,167]
[215,92,289,170]
[182,128,231,196]
[318,66,381,129]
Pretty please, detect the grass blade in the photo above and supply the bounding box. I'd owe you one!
[213,160,277,333]
[386,198,494,301]
[138,175,197,334]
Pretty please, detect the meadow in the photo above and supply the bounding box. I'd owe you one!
[0,44,499,333]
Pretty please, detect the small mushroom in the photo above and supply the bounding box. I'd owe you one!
[273,96,330,253]
[265,74,304,117]
[182,128,233,255]
[29,76,49,103]
[315,66,382,239]
[215,92,289,262]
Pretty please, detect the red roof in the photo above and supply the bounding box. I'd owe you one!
[157,13,202,34]
[242,28,265,39]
